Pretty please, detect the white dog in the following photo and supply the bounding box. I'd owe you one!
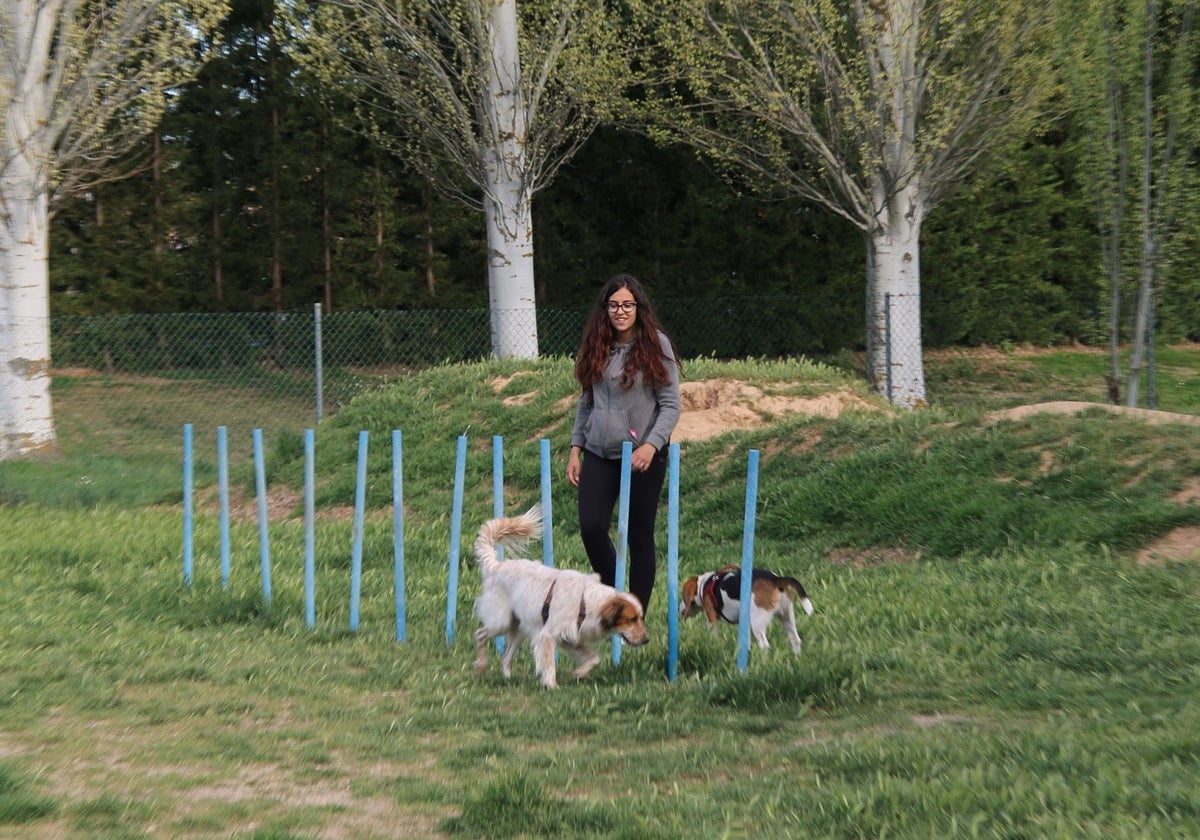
[473,505,649,688]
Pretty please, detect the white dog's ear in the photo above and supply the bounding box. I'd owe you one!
[589,573,601,581]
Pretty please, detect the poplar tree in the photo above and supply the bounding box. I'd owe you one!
[0,0,228,459]
[630,0,1060,407]
[1070,0,1198,407]
[293,0,631,359]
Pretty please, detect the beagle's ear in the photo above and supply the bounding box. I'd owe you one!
[681,577,698,604]
[679,578,701,618]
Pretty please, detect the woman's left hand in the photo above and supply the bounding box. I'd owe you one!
[631,443,657,473]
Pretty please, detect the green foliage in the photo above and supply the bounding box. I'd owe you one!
[37,0,1200,355]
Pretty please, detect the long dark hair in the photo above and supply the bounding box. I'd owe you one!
[574,273,678,396]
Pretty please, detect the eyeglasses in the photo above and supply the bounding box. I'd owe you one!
[606,301,637,313]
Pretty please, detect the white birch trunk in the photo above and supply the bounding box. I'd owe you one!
[0,7,56,458]
[482,0,538,359]
[865,179,928,408]
[1125,266,1153,407]
[1125,1,1158,409]
[863,1,927,409]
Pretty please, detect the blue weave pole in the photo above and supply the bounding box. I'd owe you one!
[304,429,315,629]
[349,430,368,631]
[540,438,554,567]
[446,434,467,645]
[253,428,272,606]
[393,430,406,643]
[666,442,681,681]
[182,424,194,587]
[611,440,633,665]
[493,435,506,654]
[217,425,230,588]
[736,449,761,673]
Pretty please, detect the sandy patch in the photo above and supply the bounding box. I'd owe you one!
[1138,526,1200,566]
[674,380,878,442]
[987,401,1200,426]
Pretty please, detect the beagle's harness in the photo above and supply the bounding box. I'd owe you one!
[703,569,740,623]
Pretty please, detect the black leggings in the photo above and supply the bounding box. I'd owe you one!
[576,446,669,612]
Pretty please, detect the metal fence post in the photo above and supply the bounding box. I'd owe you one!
[1147,293,1156,409]
[314,302,324,424]
[884,293,893,404]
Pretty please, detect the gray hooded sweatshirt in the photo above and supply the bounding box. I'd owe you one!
[571,330,681,460]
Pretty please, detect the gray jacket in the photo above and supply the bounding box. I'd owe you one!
[571,330,681,459]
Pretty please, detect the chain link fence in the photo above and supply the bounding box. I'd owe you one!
[51,294,857,415]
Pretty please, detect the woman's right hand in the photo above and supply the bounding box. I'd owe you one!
[566,447,582,487]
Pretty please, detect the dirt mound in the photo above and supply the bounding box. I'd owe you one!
[674,379,878,442]
[987,401,1200,426]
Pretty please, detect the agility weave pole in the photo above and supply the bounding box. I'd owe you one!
[218,426,231,588]
[493,435,507,655]
[444,434,467,644]
[611,440,634,665]
[392,430,406,643]
[253,428,272,606]
[182,424,194,587]
[666,443,681,682]
[736,449,761,673]
[183,425,410,640]
[182,430,749,680]
[304,428,315,628]
[349,431,368,631]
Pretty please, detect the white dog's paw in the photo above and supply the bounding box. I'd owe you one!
[573,651,601,680]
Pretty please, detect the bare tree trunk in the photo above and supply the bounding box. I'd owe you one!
[1100,0,1127,405]
[153,128,164,293]
[425,194,437,297]
[321,110,333,312]
[1125,0,1157,407]
[482,0,538,359]
[865,180,928,408]
[0,97,56,457]
[375,162,385,291]
[1125,0,1195,407]
[269,59,283,312]
[212,197,224,307]
[208,71,224,306]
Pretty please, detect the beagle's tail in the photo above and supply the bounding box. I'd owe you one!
[473,504,542,573]
[780,576,815,617]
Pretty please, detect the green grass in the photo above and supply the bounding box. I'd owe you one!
[0,346,1198,838]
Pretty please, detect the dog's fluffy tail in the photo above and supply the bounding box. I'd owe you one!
[780,576,815,617]
[474,504,543,573]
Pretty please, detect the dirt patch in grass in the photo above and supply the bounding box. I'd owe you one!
[826,546,920,567]
[986,401,1200,426]
[1138,527,1200,566]
[537,378,879,445]
[674,380,879,442]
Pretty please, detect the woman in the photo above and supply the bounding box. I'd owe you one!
[567,273,681,613]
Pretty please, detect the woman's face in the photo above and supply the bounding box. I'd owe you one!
[606,286,638,340]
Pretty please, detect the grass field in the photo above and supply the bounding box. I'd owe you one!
[1,345,1198,838]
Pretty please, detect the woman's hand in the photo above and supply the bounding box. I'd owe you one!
[631,443,657,473]
[566,447,583,486]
